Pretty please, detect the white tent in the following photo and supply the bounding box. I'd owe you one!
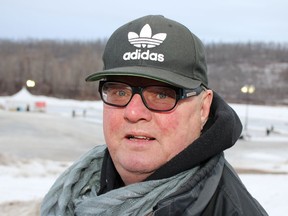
[5,87,46,112]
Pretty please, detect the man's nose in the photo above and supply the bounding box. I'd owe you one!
[123,94,152,122]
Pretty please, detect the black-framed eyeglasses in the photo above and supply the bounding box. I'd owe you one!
[98,81,205,112]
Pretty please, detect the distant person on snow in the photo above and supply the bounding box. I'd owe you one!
[41,15,268,215]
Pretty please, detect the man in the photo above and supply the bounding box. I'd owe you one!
[41,15,268,215]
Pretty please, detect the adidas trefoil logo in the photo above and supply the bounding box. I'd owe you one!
[123,24,167,62]
[128,24,167,48]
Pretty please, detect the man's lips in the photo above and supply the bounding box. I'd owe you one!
[126,135,156,141]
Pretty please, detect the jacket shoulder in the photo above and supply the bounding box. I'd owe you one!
[202,162,268,216]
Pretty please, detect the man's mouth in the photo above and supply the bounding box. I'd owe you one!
[126,135,155,141]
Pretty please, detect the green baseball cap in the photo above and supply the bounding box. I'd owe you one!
[86,15,208,89]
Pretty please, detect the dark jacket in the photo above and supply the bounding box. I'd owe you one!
[151,156,268,216]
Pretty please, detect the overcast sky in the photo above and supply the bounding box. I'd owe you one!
[1,0,288,43]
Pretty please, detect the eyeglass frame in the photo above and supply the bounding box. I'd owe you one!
[98,80,206,112]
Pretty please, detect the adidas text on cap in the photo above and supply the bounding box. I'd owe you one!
[86,15,208,89]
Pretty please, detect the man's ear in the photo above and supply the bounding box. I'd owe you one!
[200,90,213,129]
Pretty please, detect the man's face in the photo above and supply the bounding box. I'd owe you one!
[102,76,213,184]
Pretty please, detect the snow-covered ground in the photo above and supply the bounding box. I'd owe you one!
[0,89,287,215]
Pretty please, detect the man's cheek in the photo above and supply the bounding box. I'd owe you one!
[103,109,122,134]
[158,115,180,134]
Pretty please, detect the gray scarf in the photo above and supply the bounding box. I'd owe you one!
[41,145,198,216]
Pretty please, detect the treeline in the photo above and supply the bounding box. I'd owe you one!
[0,39,288,104]
[205,42,288,104]
[0,39,106,100]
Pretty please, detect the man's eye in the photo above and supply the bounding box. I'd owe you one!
[117,90,126,96]
[157,93,167,99]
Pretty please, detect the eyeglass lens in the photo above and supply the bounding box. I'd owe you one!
[101,82,177,111]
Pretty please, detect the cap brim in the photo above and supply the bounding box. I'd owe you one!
[85,66,202,89]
